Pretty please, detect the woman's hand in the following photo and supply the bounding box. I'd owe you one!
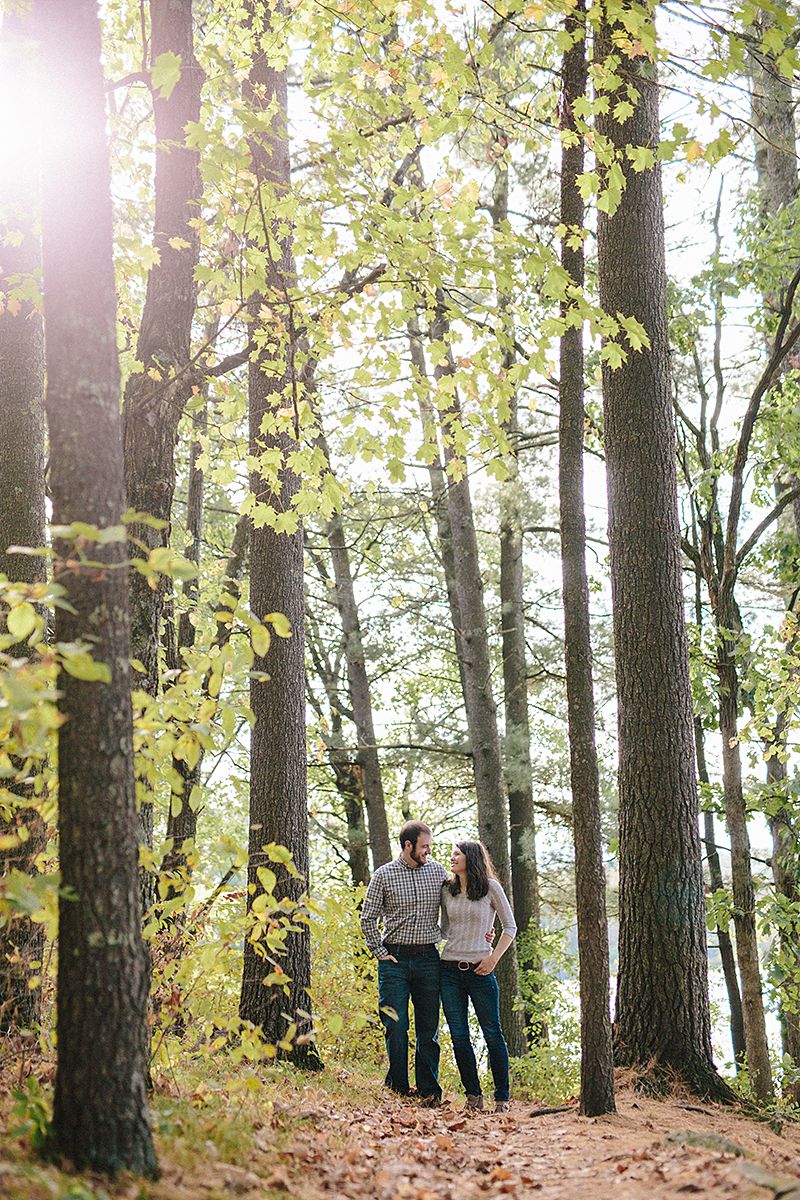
[474,955,497,976]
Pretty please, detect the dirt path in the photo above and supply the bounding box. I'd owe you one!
[249,1089,800,1200]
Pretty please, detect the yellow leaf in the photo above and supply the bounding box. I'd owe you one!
[685,140,704,162]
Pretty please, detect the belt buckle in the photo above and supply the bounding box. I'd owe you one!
[458,960,471,972]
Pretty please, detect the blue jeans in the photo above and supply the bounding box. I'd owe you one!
[440,960,510,1101]
[377,948,441,1098]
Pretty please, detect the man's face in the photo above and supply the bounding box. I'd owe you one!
[406,832,432,867]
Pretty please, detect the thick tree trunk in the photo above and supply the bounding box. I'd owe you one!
[492,162,542,966]
[558,0,615,1117]
[427,304,526,1057]
[122,0,203,908]
[595,14,727,1099]
[237,1,320,1068]
[0,9,47,1034]
[694,717,746,1066]
[34,0,156,1172]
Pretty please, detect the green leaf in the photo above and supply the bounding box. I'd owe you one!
[61,651,112,684]
[7,603,39,641]
[251,623,271,657]
[265,612,292,638]
[152,51,182,100]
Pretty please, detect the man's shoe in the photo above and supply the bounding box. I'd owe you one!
[416,1093,442,1108]
[465,1094,484,1112]
[494,1100,510,1113]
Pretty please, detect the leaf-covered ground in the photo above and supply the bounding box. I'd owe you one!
[2,1064,800,1200]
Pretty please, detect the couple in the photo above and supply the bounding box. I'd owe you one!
[360,819,517,1113]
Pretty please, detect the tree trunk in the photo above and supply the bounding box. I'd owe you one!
[311,415,391,870]
[0,9,47,1034]
[595,12,727,1099]
[122,0,203,909]
[237,1,320,1069]
[694,717,746,1066]
[34,0,156,1172]
[558,0,615,1117]
[492,162,542,970]
[749,21,800,1100]
[715,592,773,1099]
[428,302,527,1057]
[163,513,249,880]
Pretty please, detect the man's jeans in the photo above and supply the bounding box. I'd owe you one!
[377,947,441,1098]
[440,960,510,1101]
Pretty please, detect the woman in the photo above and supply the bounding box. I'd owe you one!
[440,840,516,1113]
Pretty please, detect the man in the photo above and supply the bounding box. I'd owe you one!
[360,820,447,1103]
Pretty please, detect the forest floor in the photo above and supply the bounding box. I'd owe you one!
[2,1059,800,1200]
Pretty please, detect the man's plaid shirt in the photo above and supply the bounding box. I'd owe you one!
[360,856,448,959]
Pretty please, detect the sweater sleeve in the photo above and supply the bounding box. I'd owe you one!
[489,879,517,938]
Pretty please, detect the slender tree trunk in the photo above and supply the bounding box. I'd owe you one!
[311,416,391,869]
[427,302,526,1056]
[715,591,773,1099]
[595,11,728,1099]
[122,0,203,909]
[237,1,320,1068]
[162,513,249,879]
[0,9,47,1033]
[492,162,542,972]
[558,0,615,1117]
[694,716,746,1066]
[408,324,469,705]
[34,0,156,1172]
[749,24,800,1098]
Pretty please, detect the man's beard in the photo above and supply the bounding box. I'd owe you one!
[411,847,426,866]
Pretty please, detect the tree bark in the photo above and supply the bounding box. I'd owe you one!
[558,0,615,1117]
[122,0,203,909]
[34,0,157,1172]
[0,9,47,1034]
[237,0,320,1069]
[595,12,727,1099]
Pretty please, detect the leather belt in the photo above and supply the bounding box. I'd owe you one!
[384,942,436,958]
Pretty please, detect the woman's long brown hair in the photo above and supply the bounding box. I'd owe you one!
[446,840,495,900]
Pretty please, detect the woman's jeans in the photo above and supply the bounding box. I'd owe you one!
[440,960,510,1101]
[377,947,441,1099]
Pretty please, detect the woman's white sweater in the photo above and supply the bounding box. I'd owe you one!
[440,878,517,961]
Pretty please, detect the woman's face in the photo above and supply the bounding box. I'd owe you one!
[450,846,467,873]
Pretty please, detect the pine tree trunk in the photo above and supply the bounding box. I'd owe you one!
[0,9,47,1034]
[595,13,727,1099]
[237,1,320,1068]
[34,0,157,1172]
[492,162,542,971]
[558,0,615,1116]
[122,0,203,909]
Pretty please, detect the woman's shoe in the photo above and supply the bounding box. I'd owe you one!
[494,1100,510,1113]
[465,1094,484,1112]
